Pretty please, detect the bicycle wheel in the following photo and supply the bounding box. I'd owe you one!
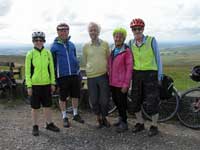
[142,87,180,122]
[177,88,200,129]
[88,96,117,115]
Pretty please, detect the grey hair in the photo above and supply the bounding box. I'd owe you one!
[88,22,101,34]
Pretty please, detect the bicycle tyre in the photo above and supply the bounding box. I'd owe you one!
[177,88,200,129]
[142,87,180,122]
[88,96,117,115]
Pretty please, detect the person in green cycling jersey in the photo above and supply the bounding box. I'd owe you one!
[25,31,60,136]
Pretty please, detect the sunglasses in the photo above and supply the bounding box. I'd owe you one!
[132,27,143,31]
[57,28,69,31]
[34,39,44,42]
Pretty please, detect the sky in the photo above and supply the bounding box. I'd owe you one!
[0,0,200,44]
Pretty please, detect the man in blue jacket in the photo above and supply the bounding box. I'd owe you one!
[51,23,84,127]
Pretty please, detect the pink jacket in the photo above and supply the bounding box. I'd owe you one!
[108,44,133,88]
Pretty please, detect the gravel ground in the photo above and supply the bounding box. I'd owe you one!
[0,104,200,150]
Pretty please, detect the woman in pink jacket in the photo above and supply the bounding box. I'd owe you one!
[108,27,133,133]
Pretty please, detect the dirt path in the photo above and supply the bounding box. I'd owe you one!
[0,104,200,150]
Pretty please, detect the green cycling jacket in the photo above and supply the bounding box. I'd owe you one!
[25,48,55,88]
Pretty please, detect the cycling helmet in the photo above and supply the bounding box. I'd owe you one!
[113,27,127,39]
[57,23,69,30]
[130,18,145,28]
[190,65,200,82]
[32,31,45,41]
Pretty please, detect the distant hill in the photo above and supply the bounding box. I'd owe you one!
[0,41,200,56]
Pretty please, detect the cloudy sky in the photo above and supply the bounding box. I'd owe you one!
[0,0,200,44]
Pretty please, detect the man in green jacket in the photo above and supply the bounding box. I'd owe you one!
[25,31,60,136]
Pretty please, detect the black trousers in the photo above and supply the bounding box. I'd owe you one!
[111,86,128,123]
[131,70,160,116]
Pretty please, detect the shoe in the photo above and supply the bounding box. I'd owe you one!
[132,123,145,133]
[102,117,111,128]
[46,122,60,132]
[32,125,39,136]
[113,117,122,127]
[148,126,159,137]
[73,114,84,124]
[116,121,128,133]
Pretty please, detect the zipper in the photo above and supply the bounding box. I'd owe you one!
[40,51,42,81]
[64,43,72,75]
[139,47,141,70]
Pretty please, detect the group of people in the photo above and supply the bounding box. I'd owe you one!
[25,18,163,137]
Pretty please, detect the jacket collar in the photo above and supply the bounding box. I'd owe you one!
[54,36,71,44]
[111,44,127,54]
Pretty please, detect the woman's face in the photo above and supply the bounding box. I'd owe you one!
[33,38,44,49]
[114,33,125,47]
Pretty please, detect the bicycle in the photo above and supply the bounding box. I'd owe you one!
[0,71,16,100]
[126,74,180,122]
[176,67,200,129]
[140,71,200,129]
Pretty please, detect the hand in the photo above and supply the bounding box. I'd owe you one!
[27,88,32,96]
[121,87,128,93]
[51,85,55,94]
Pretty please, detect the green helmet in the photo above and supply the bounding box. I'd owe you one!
[112,27,127,38]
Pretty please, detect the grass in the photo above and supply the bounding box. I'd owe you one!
[163,65,199,91]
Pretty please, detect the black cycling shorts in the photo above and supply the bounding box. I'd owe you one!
[57,75,81,101]
[31,85,52,109]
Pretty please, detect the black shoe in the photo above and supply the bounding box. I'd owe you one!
[63,117,70,128]
[113,117,122,127]
[148,126,159,137]
[116,121,128,133]
[102,117,111,128]
[73,114,84,124]
[32,125,39,136]
[132,123,145,133]
[46,122,60,132]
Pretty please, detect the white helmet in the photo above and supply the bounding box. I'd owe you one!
[32,31,45,41]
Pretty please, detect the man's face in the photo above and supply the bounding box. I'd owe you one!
[131,26,144,40]
[57,28,69,41]
[33,38,44,49]
[114,33,125,47]
[88,25,99,41]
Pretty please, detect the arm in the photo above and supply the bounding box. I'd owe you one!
[82,44,87,67]
[48,51,56,85]
[152,38,163,81]
[50,45,57,79]
[122,48,133,88]
[25,51,32,88]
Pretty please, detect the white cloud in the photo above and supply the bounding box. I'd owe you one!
[0,0,200,44]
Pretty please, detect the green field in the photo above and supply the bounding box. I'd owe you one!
[161,45,200,91]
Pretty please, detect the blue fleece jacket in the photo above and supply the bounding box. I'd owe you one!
[50,37,80,78]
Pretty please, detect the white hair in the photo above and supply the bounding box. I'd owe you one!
[88,22,101,34]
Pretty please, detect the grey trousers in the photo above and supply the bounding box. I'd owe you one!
[87,74,110,117]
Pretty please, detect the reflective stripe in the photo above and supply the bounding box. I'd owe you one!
[56,55,60,78]
[64,44,71,75]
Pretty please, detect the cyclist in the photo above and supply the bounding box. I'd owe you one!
[108,27,133,132]
[82,22,110,128]
[129,18,163,136]
[50,23,84,128]
[25,31,60,136]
